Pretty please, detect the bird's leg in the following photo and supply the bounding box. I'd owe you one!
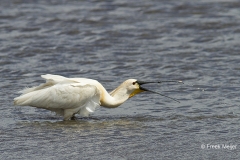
[70,115,77,120]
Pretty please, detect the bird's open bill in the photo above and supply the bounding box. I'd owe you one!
[137,80,183,103]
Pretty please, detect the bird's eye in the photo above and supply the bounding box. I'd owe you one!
[132,82,136,85]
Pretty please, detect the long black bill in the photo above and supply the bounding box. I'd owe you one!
[137,80,182,103]
[137,80,183,85]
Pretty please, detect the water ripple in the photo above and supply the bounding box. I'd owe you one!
[1,0,240,159]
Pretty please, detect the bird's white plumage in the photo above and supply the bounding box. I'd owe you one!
[14,74,101,120]
[14,74,182,120]
[14,74,153,120]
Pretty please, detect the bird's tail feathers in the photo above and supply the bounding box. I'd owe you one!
[14,95,29,106]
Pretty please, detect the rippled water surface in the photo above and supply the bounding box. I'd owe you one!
[1,0,240,159]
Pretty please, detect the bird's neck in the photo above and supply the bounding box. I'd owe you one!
[99,85,130,108]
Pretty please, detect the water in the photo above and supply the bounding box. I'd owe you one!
[1,0,240,159]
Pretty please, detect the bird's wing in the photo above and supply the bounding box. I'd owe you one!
[14,75,101,115]
[19,74,88,94]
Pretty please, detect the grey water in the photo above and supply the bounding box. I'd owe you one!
[1,0,240,159]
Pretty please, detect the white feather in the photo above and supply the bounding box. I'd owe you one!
[14,74,101,120]
[14,74,146,120]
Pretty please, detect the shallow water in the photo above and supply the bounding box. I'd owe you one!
[1,0,240,159]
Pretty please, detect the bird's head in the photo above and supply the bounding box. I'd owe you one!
[128,79,183,103]
[127,79,145,98]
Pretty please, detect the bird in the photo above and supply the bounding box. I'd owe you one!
[14,74,182,120]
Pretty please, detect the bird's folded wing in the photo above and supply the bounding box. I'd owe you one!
[14,83,101,111]
[19,74,86,94]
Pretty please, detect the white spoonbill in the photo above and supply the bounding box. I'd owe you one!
[14,74,182,120]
